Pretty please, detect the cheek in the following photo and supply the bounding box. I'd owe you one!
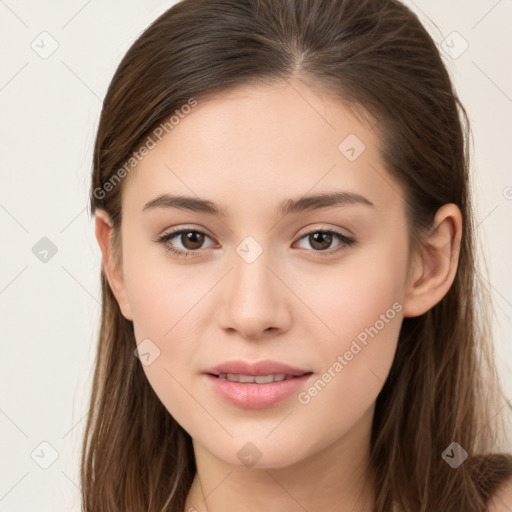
[121,241,216,418]
[299,273,403,406]
[291,239,406,408]
[291,268,404,457]
[122,233,204,339]
[292,239,407,348]
[124,261,205,433]
[125,271,204,386]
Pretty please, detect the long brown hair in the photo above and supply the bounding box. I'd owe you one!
[83,0,512,510]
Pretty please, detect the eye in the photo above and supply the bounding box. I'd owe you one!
[155,228,216,259]
[155,227,356,259]
[294,229,355,254]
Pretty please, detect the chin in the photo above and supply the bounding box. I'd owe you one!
[205,437,308,470]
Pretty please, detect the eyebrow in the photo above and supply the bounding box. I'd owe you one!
[142,191,374,217]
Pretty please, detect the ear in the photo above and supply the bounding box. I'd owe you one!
[94,209,133,321]
[403,203,462,318]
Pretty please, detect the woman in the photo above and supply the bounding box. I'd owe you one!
[84,0,512,510]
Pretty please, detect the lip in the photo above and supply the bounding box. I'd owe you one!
[203,359,313,409]
[203,359,311,377]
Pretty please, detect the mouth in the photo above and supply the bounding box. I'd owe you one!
[202,359,314,409]
[203,358,312,379]
[208,372,313,383]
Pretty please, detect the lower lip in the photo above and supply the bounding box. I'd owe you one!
[204,373,313,409]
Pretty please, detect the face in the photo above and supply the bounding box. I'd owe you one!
[109,79,413,468]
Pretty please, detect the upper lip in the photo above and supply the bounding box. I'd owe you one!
[203,359,312,377]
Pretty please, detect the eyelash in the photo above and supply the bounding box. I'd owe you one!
[154,227,356,260]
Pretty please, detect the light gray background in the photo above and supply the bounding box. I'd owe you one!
[0,1,511,510]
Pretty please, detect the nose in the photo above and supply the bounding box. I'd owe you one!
[217,249,292,340]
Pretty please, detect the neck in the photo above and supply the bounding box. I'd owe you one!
[184,405,376,512]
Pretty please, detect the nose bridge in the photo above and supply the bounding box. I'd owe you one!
[231,236,277,309]
[219,234,289,337]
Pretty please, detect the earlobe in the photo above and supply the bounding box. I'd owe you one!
[94,209,133,321]
[402,204,462,318]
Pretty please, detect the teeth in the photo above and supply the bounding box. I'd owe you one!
[218,373,291,383]
[255,374,280,383]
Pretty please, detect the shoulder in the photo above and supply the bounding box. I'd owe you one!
[486,475,512,512]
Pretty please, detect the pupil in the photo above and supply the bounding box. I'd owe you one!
[183,231,204,250]
[311,232,332,250]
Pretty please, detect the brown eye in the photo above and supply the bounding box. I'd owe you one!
[156,228,216,258]
[308,232,334,251]
[296,229,355,253]
[180,231,206,250]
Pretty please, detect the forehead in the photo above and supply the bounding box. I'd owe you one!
[122,79,402,216]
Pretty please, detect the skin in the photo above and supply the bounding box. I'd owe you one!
[95,78,463,512]
[487,478,512,512]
